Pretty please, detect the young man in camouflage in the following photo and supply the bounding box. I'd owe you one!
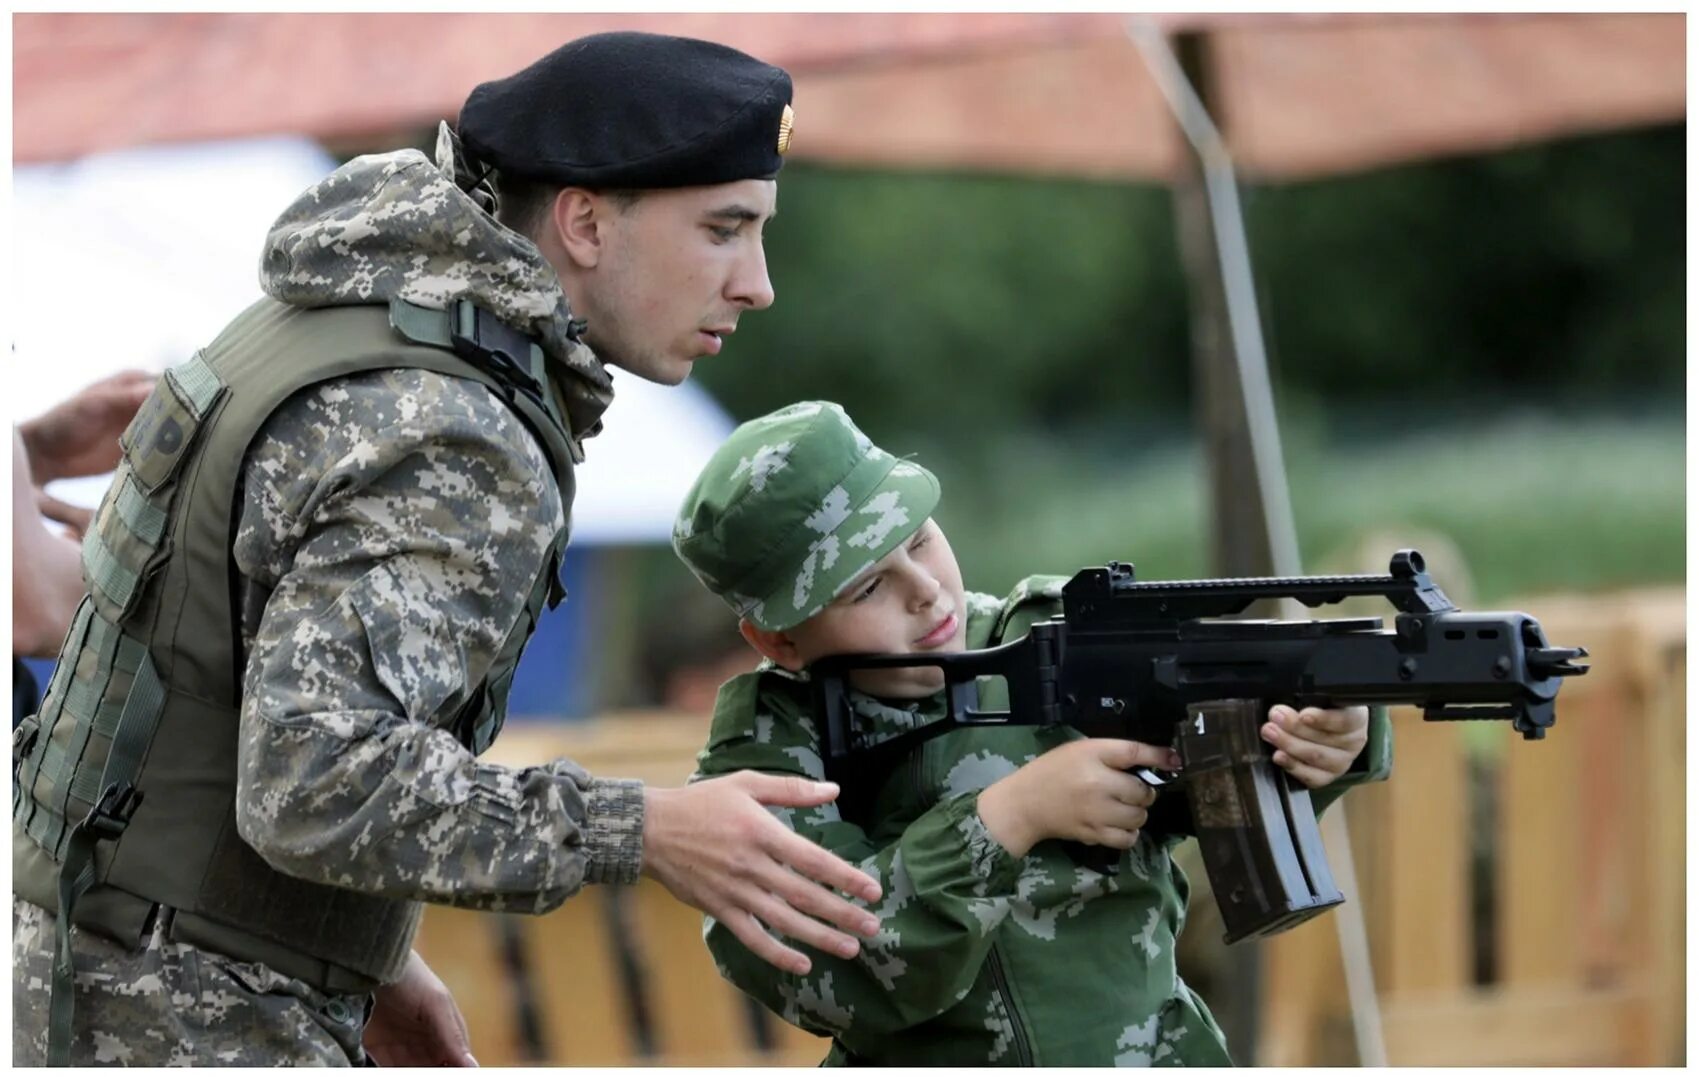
[13,33,884,1067]
[673,402,1387,1065]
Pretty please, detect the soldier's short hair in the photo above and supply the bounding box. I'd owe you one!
[493,169,558,238]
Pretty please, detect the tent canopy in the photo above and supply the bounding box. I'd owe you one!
[15,12,1684,181]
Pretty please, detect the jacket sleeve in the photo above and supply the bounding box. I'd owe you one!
[231,369,642,913]
[1310,705,1394,817]
[693,672,1026,1044]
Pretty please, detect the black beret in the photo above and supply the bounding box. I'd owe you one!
[458,31,794,190]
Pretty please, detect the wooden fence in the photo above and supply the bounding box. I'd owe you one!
[1261,586,1685,1066]
[412,714,831,1067]
[413,587,1684,1067]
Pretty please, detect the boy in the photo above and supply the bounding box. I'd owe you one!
[672,401,1385,1066]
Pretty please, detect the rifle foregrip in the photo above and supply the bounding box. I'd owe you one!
[1180,700,1343,944]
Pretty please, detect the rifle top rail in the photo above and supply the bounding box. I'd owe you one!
[1070,550,1457,621]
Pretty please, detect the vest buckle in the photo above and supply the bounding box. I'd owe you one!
[449,298,545,403]
[81,782,144,842]
[12,715,39,762]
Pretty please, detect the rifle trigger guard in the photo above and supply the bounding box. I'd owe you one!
[1132,766,1174,788]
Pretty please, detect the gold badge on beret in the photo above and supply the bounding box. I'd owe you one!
[777,104,794,155]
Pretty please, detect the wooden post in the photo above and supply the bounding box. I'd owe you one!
[1162,28,1264,1065]
[1170,31,1279,585]
[1129,22,1386,1063]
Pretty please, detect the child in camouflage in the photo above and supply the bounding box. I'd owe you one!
[672,401,1380,1066]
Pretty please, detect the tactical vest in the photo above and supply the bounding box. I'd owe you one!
[13,296,579,1063]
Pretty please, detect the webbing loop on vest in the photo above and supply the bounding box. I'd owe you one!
[32,614,124,859]
[13,717,40,814]
[113,472,169,547]
[16,601,91,821]
[166,352,222,418]
[81,528,141,614]
[46,647,163,1067]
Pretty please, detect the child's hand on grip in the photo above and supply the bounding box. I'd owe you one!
[976,738,1182,859]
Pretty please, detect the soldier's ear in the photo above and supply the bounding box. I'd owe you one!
[739,619,804,671]
[552,188,606,269]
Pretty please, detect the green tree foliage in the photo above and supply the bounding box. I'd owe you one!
[1247,124,1686,405]
[679,125,1683,599]
[697,124,1684,429]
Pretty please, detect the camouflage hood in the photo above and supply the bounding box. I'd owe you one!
[258,123,612,440]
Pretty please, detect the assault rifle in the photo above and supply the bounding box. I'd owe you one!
[809,550,1588,943]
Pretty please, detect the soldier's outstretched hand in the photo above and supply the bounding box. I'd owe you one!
[642,773,884,975]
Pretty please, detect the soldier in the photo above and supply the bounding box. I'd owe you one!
[13,33,884,1067]
[673,402,1388,1065]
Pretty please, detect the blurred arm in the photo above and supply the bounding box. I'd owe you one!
[16,368,155,484]
[12,427,87,658]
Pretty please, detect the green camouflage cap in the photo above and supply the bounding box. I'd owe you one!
[673,401,940,632]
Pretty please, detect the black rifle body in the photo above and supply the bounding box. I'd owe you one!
[810,551,1587,943]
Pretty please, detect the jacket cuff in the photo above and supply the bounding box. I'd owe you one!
[1312,705,1394,817]
[953,794,1022,895]
[582,778,646,885]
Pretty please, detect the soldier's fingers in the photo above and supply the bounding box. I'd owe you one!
[758,863,881,945]
[738,770,843,809]
[724,908,816,975]
[761,823,884,911]
[424,987,475,1066]
[747,889,864,961]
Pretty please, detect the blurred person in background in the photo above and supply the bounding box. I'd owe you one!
[638,583,761,716]
[12,370,155,727]
[13,31,884,1068]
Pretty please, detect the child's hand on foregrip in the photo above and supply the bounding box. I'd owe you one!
[976,738,1181,859]
[1261,705,1370,789]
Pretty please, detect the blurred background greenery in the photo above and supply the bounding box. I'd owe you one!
[614,122,1683,672]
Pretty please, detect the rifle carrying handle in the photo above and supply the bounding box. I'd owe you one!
[1180,699,1343,943]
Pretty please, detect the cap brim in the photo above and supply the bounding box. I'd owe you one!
[750,459,941,632]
